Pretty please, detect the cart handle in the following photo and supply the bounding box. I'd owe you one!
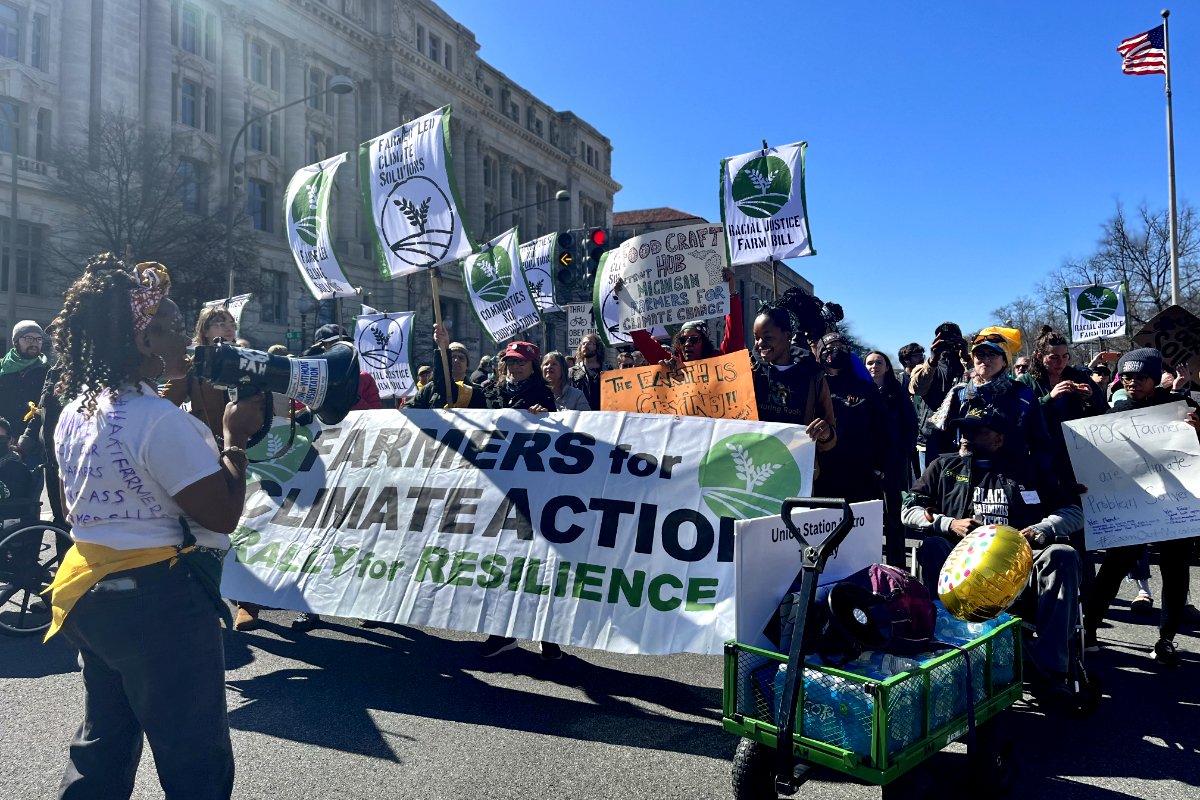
[780,496,854,574]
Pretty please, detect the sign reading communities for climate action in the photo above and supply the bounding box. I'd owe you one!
[464,228,542,344]
[600,350,759,420]
[354,312,415,399]
[1063,401,1200,549]
[202,294,253,326]
[285,153,357,299]
[599,223,730,336]
[360,106,474,279]
[1066,281,1129,342]
[518,232,561,313]
[1133,305,1200,377]
[720,141,814,266]
[222,409,815,655]
[565,302,597,352]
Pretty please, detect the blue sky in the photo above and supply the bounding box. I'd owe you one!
[439,1,1196,357]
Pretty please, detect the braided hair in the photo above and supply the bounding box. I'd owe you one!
[52,253,146,416]
[763,287,843,347]
[1029,325,1069,381]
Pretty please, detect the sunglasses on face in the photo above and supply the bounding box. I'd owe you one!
[678,335,704,345]
[973,333,1007,345]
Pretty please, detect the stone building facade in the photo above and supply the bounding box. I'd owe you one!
[0,0,619,367]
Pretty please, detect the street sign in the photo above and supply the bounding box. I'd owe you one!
[286,331,302,341]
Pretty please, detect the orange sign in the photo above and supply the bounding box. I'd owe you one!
[600,350,758,420]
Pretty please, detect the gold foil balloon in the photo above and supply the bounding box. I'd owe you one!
[938,525,1033,622]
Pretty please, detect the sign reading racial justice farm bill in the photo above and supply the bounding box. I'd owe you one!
[1064,401,1200,550]
[1066,281,1129,343]
[601,350,759,421]
[720,141,814,266]
[222,409,816,655]
[518,232,561,313]
[599,223,731,336]
[285,153,357,299]
[354,311,416,400]
[360,106,474,279]
[464,227,543,344]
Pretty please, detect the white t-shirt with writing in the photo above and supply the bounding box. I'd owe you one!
[56,384,228,550]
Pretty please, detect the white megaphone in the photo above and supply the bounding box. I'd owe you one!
[191,341,361,426]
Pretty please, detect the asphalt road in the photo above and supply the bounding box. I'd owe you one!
[3,557,1199,799]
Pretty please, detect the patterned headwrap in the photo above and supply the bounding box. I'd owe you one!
[129,261,172,334]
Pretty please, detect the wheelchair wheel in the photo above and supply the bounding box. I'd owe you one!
[0,521,70,637]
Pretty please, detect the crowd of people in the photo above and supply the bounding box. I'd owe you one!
[3,253,1198,798]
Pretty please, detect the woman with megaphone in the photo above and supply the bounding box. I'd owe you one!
[45,254,264,800]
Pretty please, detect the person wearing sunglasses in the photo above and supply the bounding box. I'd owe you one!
[930,326,1054,474]
[0,320,51,464]
[1084,348,1200,667]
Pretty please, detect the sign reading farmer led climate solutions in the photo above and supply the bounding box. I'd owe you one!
[285,153,357,299]
[354,312,416,400]
[720,141,814,266]
[1066,281,1129,343]
[360,106,474,279]
[222,410,815,655]
[1064,401,1200,550]
[599,223,731,336]
[464,227,542,344]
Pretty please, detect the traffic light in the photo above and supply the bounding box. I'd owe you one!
[583,227,609,279]
[555,231,576,283]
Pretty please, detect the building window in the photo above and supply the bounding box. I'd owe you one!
[444,44,453,71]
[416,25,425,54]
[180,5,199,55]
[31,13,47,71]
[429,34,440,63]
[307,131,329,164]
[262,269,287,323]
[307,68,326,111]
[249,107,278,155]
[204,12,215,60]
[250,40,266,84]
[178,158,205,213]
[510,170,521,201]
[508,102,518,121]
[534,119,543,138]
[0,100,17,154]
[247,179,273,232]
[203,87,216,134]
[269,46,280,91]
[482,155,492,188]
[0,4,18,60]
[34,108,49,161]
[483,84,493,98]
[0,219,44,295]
[181,80,199,128]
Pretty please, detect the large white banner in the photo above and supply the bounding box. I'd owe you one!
[285,152,357,299]
[565,302,597,352]
[359,106,474,279]
[720,141,815,266]
[1067,281,1130,343]
[354,312,416,399]
[599,223,731,337]
[518,232,561,313]
[1064,401,1200,549]
[203,293,253,326]
[222,409,816,655]
[592,246,668,348]
[734,501,883,650]
[463,227,543,344]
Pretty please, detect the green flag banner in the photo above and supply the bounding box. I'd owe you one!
[285,153,356,299]
[1066,281,1129,342]
[359,106,474,279]
[720,141,815,266]
[518,232,562,313]
[463,227,543,344]
[354,311,416,399]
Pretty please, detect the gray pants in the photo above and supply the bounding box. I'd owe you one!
[918,536,1081,674]
[57,560,234,800]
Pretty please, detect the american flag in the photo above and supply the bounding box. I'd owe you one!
[1117,25,1167,76]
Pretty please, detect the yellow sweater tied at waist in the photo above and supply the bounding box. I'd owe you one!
[42,542,191,641]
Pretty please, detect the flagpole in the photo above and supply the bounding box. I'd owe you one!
[1163,9,1181,306]
[430,268,454,403]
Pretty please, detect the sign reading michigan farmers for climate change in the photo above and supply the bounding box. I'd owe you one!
[720,141,815,266]
[285,153,357,299]
[354,311,416,399]
[600,223,731,336]
[518,232,561,313]
[1066,281,1129,342]
[360,106,474,279]
[221,409,816,655]
[464,227,543,344]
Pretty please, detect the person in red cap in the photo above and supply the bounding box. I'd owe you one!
[483,341,557,412]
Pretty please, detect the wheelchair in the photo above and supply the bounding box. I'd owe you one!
[0,477,72,637]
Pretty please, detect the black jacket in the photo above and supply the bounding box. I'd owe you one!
[485,378,557,412]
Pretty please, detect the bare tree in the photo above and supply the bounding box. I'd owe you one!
[48,112,261,315]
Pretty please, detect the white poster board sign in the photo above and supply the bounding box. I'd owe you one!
[565,302,597,352]
[223,409,816,655]
[1063,401,1200,549]
[734,501,883,650]
[518,232,561,313]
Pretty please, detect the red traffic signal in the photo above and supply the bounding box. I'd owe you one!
[587,227,607,248]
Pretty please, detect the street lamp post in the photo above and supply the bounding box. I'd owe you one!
[483,188,569,240]
[225,75,354,298]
